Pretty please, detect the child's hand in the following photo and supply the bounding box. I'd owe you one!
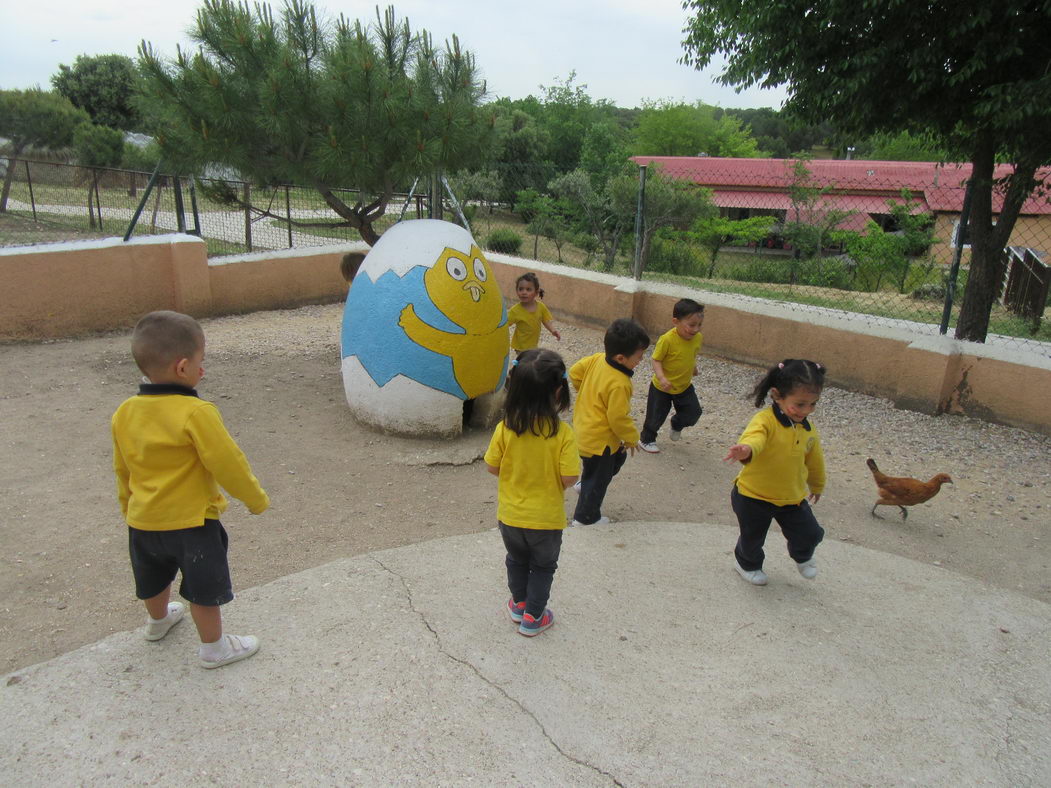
[552,329,561,341]
[724,444,752,463]
[623,442,637,456]
[808,493,821,504]
[657,376,672,392]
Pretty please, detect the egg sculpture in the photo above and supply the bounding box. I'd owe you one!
[341,219,509,436]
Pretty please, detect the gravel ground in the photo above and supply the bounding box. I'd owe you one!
[1,302,1049,673]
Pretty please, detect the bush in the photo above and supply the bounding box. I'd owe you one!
[912,283,946,301]
[796,256,853,290]
[727,258,792,284]
[647,234,704,276]
[486,228,522,254]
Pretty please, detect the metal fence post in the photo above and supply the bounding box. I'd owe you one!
[244,183,252,252]
[285,185,293,248]
[24,161,36,221]
[632,164,648,281]
[173,178,186,233]
[940,179,974,335]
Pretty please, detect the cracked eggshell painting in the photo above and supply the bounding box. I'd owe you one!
[341,219,509,436]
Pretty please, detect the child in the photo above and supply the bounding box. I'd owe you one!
[485,349,580,637]
[507,272,561,353]
[638,299,705,453]
[569,318,651,527]
[111,310,270,668]
[723,359,827,586]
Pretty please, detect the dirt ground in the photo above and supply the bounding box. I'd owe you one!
[2,303,1050,674]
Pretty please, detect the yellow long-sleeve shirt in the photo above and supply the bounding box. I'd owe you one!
[112,385,269,531]
[569,352,639,457]
[508,301,553,351]
[734,405,826,506]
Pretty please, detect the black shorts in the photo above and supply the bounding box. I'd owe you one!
[128,519,234,606]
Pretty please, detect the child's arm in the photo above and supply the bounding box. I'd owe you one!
[805,434,827,504]
[723,444,752,463]
[561,474,579,489]
[111,429,131,518]
[723,415,770,464]
[188,406,270,514]
[607,387,640,450]
[651,359,672,392]
[487,464,500,476]
[542,320,561,341]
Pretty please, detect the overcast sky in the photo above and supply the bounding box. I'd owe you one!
[2,0,788,110]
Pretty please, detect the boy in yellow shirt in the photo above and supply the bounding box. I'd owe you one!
[569,318,650,526]
[112,311,270,669]
[639,299,705,453]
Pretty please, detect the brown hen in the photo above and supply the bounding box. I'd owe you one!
[866,458,952,520]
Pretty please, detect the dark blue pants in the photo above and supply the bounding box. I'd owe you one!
[572,446,627,525]
[732,486,824,571]
[499,522,563,618]
[640,382,702,443]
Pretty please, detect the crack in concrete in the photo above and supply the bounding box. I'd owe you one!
[371,556,625,787]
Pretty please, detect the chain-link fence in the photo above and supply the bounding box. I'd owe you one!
[2,155,1048,357]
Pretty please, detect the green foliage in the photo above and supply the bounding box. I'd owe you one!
[51,54,142,131]
[632,101,760,158]
[722,107,831,158]
[535,72,618,173]
[121,140,163,173]
[136,1,493,245]
[686,214,776,276]
[0,89,88,155]
[73,124,125,169]
[647,232,704,276]
[485,227,522,254]
[681,0,1051,342]
[0,89,89,212]
[856,131,950,163]
[782,159,852,261]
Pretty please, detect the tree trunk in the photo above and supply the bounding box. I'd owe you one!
[955,136,1039,342]
[0,144,27,213]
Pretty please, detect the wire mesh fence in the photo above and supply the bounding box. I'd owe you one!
[2,155,1048,357]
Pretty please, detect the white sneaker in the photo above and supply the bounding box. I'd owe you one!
[571,515,611,527]
[797,559,818,579]
[199,634,260,669]
[572,480,582,494]
[734,559,768,586]
[669,429,682,442]
[639,441,660,454]
[144,601,186,641]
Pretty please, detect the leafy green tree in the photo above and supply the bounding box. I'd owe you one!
[137,1,494,245]
[856,131,949,163]
[536,72,617,173]
[73,123,125,228]
[633,101,760,158]
[688,215,776,277]
[722,107,831,158]
[682,0,1051,342]
[782,159,852,269]
[609,167,715,275]
[548,168,628,271]
[0,89,89,212]
[51,54,142,131]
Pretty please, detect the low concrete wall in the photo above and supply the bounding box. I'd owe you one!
[2,235,1048,435]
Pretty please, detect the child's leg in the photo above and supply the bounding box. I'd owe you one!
[143,583,173,620]
[190,603,223,643]
[731,486,775,570]
[498,522,531,604]
[522,529,563,619]
[774,501,825,563]
[640,383,673,444]
[573,448,618,524]
[669,385,702,433]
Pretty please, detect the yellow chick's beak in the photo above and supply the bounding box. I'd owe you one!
[463,280,485,302]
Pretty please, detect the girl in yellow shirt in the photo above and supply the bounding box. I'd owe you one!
[507,273,561,353]
[723,359,827,586]
[485,348,579,636]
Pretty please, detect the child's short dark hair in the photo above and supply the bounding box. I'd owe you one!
[751,358,826,407]
[504,348,570,437]
[131,311,205,377]
[604,318,650,359]
[673,298,704,320]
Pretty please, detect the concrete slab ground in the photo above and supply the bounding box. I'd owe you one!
[2,522,1049,786]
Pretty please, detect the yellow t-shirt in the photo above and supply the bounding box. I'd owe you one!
[734,406,826,506]
[508,301,553,351]
[569,352,639,456]
[484,419,580,529]
[112,387,270,530]
[650,328,703,395]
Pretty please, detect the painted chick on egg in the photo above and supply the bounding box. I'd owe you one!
[399,245,506,399]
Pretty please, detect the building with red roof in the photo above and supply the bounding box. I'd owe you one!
[631,156,1051,263]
